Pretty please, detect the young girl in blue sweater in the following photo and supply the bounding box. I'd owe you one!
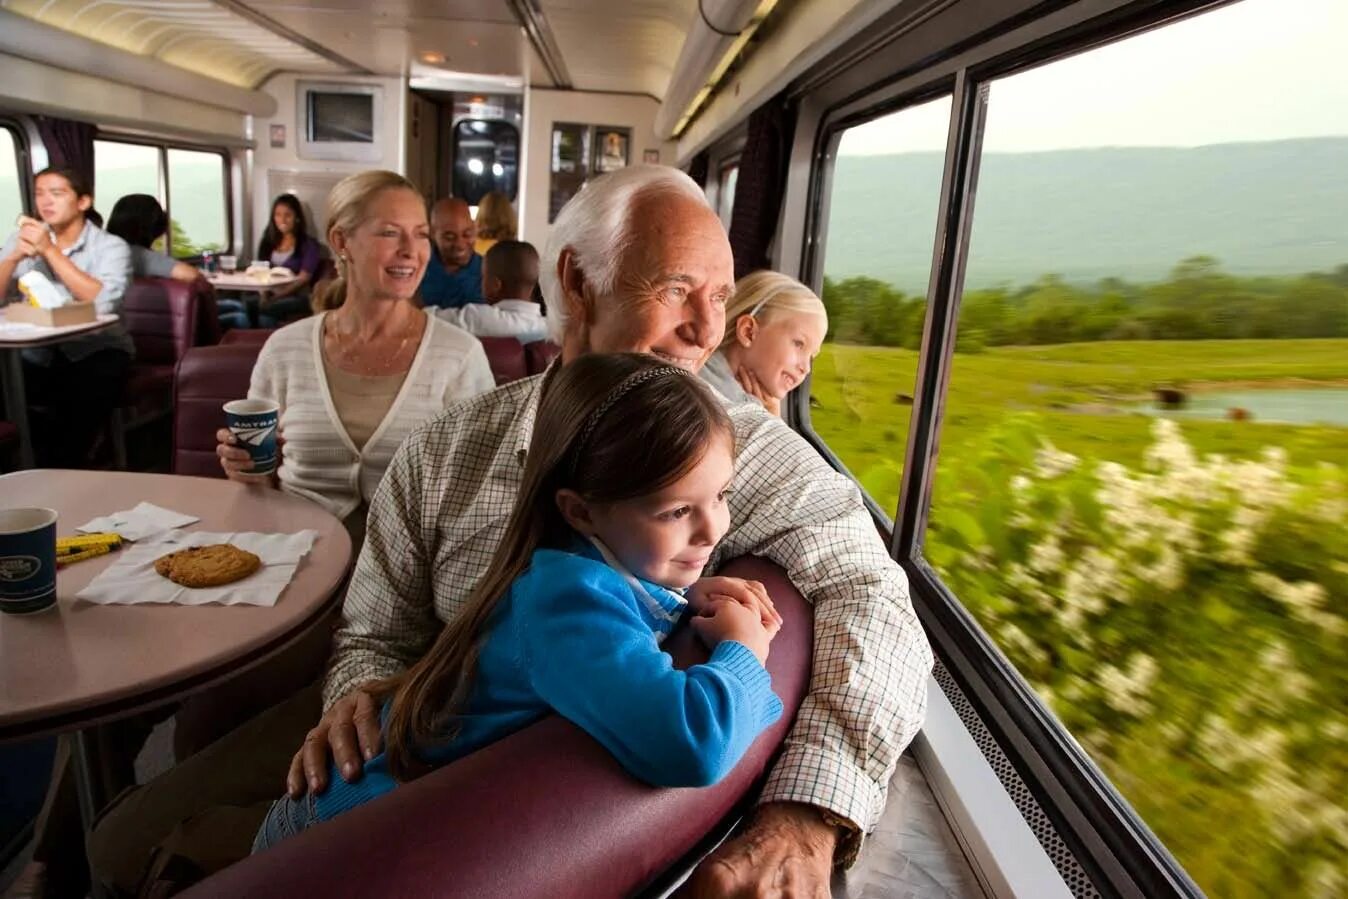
[254,352,784,850]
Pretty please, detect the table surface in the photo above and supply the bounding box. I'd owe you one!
[0,311,118,347]
[0,470,352,739]
[206,271,299,293]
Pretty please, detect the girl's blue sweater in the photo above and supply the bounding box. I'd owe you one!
[315,540,783,821]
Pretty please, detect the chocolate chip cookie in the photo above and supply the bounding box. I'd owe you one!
[154,544,261,588]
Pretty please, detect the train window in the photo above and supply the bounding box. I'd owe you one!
[0,126,23,232]
[922,2,1348,896]
[94,140,161,213]
[811,95,952,512]
[717,162,738,228]
[452,119,519,205]
[167,148,227,258]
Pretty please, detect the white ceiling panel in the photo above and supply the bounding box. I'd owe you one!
[541,0,696,98]
[258,10,526,79]
[2,0,347,87]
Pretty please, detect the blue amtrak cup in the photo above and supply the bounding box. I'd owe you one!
[224,399,280,475]
[0,508,59,615]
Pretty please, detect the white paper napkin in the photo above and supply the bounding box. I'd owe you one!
[76,502,201,541]
[76,530,320,607]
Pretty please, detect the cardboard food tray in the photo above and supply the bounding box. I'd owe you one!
[5,302,97,327]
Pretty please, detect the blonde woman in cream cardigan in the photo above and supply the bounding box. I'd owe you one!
[216,170,494,545]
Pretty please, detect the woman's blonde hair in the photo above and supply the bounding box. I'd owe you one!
[311,170,423,313]
[475,191,517,241]
[719,270,828,348]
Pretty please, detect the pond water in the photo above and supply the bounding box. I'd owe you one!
[1134,388,1348,426]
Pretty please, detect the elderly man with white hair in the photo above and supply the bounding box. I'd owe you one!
[88,165,932,897]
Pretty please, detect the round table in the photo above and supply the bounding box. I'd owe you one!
[0,311,118,469]
[205,271,300,327]
[0,470,351,896]
[0,469,352,740]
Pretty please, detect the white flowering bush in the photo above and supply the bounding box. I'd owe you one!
[925,415,1347,898]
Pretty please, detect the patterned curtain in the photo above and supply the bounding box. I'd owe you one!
[727,93,797,280]
[35,116,97,195]
[685,150,710,189]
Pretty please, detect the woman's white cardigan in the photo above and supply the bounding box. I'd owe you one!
[248,309,495,519]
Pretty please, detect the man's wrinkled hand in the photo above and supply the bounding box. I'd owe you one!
[286,687,382,798]
[678,803,838,898]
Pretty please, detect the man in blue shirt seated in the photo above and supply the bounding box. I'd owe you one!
[419,197,483,309]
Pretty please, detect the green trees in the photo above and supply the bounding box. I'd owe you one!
[822,258,1348,348]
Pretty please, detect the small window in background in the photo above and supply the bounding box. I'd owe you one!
[924,1,1348,894]
[717,163,738,228]
[452,119,519,204]
[93,141,160,227]
[167,148,227,258]
[812,95,952,514]
[0,127,23,234]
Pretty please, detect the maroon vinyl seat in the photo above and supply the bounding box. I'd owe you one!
[110,278,206,467]
[478,335,528,384]
[0,419,17,471]
[172,343,264,477]
[524,338,561,375]
[185,556,813,899]
[219,328,275,346]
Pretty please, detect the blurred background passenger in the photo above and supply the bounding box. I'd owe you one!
[106,193,203,283]
[473,190,517,256]
[699,270,828,417]
[436,239,545,343]
[256,193,322,326]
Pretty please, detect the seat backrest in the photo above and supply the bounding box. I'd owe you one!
[478,336,527,385]
[524,339,561,375]
[172,343,264,477]
[219,328,276,346]
[121,277,199,365]
[193,278,222,347]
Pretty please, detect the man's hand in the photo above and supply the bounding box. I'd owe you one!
[687,576,781,631]
[678,803,839,898]
[286,687,382,798]
[17,217,52,256]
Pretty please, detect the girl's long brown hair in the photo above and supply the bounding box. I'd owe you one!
[378,353,733,781]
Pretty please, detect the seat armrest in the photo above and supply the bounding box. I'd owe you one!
[185,557,812,898]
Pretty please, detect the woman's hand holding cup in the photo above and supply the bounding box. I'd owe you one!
[218,398,282,485]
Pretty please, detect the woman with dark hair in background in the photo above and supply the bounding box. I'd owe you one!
[106,193,249,330]
[106,193,201,283]
[256,193,322,325]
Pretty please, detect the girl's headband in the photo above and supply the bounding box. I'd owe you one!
[569,365,687,475]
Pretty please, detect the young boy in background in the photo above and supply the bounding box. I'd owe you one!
[436,239,547,344]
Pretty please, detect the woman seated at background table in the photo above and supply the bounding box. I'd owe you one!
[255,193,323,327]
[106,193,250,331]
[698,270,828,417]
[216,170,495,547]
[473,190,517,256]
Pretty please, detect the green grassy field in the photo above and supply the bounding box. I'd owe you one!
[809,338,1348,514]
[808,338,1348,898]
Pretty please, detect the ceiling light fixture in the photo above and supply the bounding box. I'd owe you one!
[419,50,446,64]
[673,0,780,138]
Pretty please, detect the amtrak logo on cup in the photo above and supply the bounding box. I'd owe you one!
[224,398,281,475]
[232,421,277,448]
[0,556,41,581]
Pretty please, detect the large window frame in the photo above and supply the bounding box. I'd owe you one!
[94,132,233,258]
[0,118,34,220]
[784,1,1246,896]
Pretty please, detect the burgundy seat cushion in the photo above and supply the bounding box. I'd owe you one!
[172,344,264,478]
[185,556,813,899]
[0,420,16,447]
[122,278,199,365]
[478,335,528,385]
[524,339,561,375]
[219,329,275,346]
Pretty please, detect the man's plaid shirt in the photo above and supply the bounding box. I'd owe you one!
[325,373,933,862]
